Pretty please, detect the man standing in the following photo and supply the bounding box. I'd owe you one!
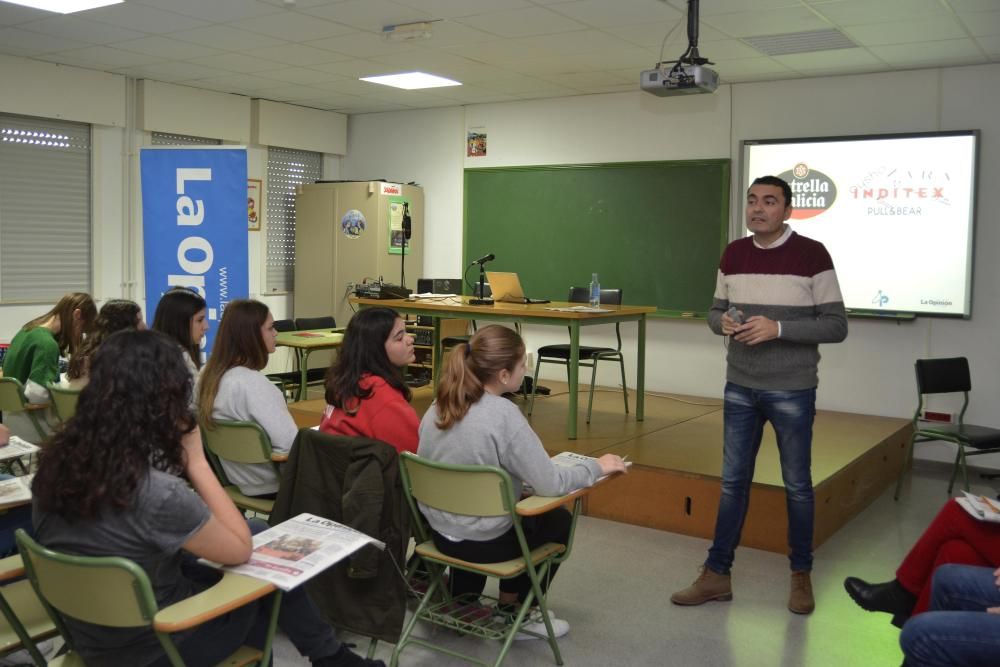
[671,175,847,614]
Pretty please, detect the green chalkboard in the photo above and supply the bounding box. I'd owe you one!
[463,160,731,317]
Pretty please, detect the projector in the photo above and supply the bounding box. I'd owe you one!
[641,65,719,97]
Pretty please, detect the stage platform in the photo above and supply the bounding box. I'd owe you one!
[288,382,912,554]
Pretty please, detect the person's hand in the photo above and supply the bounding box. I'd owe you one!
[989,607,1000,615]
[732,315,780,346]
[0,424,8,447]
[597,454,628,476]
[180,426,209,472]
[720,311,742,336]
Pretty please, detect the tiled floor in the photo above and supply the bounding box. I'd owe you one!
[274,462,991,667]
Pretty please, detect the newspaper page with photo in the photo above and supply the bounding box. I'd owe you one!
[206,513,385,591]
[0,473,33,506]
[0,437,40,462]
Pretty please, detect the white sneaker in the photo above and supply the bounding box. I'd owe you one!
[514,608,569,641]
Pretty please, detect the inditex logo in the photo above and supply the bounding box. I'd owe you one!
[778,163,837,220]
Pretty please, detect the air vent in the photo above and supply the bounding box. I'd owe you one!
[743,29,856,56]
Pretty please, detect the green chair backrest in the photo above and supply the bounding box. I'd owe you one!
[201,420,274,465]
[47,384,81,422]
[16,530,158,629]
[0,378,29,414]
[398,452,515,518]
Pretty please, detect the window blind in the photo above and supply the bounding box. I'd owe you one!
[0,113,91,303]
[265,146,322,293]
[150,132,221,146]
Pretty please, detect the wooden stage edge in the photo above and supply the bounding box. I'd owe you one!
[288,384,913,555]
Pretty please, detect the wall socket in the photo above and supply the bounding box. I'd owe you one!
[920,410,955,423]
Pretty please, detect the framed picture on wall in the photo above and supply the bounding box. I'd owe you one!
[247,178,262,232]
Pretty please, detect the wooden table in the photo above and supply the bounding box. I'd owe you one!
[274,329,344,401]
[352,297,656,439]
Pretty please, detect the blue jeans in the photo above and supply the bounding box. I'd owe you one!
[706,382,816,574]
[900,564,1000,667]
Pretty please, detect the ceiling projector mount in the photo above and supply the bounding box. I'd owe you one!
[641,0,718,97]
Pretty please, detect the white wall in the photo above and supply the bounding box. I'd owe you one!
[342,63,1000,465]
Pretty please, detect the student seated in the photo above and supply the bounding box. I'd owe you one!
[899,563,1000,666]
[64,299,145,389]
[417,325,628,638]
[844,498,1000,627]
[32,330,382,667]
[197,300,296,499]
[320,307,419,454]
[152,286,208,387]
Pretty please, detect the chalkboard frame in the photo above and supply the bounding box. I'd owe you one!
[462,159,731,318]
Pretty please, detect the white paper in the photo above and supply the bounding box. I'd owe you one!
[0,437,40,462]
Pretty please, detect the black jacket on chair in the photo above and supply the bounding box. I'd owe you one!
[270,428,411,643]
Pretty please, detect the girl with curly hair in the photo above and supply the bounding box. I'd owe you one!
[32,329,383,667]
[65,299,144,388]
[320,307,419,454]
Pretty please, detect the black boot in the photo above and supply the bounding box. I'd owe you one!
[843,577,917,627]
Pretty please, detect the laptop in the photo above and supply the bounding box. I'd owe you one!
[484,271,550,304]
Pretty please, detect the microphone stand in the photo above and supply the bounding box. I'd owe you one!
[399,203,411,288]
[469,262,493,305]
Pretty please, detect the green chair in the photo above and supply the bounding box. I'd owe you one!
[0,554,58,667]
[0,378,49,442]
[527,287,628,424]
[391,452,582,667]
[46,384,81,423]
[200,420,279,516]
[15,529,282,667]
[895,357,1000,499]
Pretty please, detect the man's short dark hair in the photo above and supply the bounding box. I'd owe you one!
[750,175,792,208]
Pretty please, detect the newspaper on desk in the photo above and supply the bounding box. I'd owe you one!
[0,473,33,505]
[550,451,631,483]
[956,491,1000,524]
[544,305,611,313]
[206,513,385,591]
[0,436,40,462]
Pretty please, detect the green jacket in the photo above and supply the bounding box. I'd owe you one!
[2,327,59,387]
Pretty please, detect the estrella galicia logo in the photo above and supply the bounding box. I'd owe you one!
[777,163,837,220]
[872,290,889,308]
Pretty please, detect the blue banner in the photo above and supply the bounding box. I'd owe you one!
[141,148,248,362]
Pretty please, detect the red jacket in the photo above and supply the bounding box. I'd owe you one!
[319,375,419,455]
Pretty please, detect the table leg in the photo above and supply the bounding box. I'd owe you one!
[432,317,442,392]
[636,315,646,422]
[568,323,580,439]
[297,350,310,402]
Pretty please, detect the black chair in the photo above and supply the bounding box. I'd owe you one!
[294,316,336,331]
[894,357,1000,499]
[526,287,627,424]
[268,317,335,400]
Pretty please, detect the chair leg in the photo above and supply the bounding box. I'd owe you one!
[618,356,629,415]
[947,446,965,495]
[586,360,599,425]
[526,356,543,416]
[894,433,918,501]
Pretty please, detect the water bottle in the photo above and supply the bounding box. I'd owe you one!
[589,273,600,308]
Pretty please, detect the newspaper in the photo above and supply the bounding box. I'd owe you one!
[0,473,33,505]
[956,491,1000,524]
[544,306,611,313]
[207,513,385,591]
[0,436,40,462]
[550,451,632,483]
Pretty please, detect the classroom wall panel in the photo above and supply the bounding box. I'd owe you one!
[137,80,250,144]
[251,100,346,155]
[0,55,125,127]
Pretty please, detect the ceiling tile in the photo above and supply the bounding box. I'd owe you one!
[258,0,341,8]
[869,38,987,67]
[705,7,833,39]
[314,77,383,95]
[254,83,329,101]
[259,66,343,84]
[306,31,420,58]
[844,17,967,47]
[0,28,91,55]
[131,0,284,24]
[812,0,950,26]
[84,3,210,34]
[515,29,636,55]
[976,34,1000,55]
[185,53,290,75]
[0,4,50,27]
[190,73,286,92]
[546,0,682,29]
[51,45,164,69]
[232,11,355,41]
[947,0,1000,10]
[716,56,795,80]
[444,39,551,67]
[453,6,589,38]
[299,0,430,31]
[677,0,803,16]
[957,11,1000,38]
[309,58,401,78]
[391,0,531,20]
[115,61,230,82]
[773,47,885,72]
[169,25,289,51]
[112,36,222,60]
[605,20,729,48]
[244,43,352,66]
[20,15,147,44]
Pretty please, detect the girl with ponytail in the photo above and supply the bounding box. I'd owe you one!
[417,325,627,639]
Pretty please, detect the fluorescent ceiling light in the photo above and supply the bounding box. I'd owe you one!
[360,71,461,90]
[1,0,123,13]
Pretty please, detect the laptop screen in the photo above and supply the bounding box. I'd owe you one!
[484,271,525,302]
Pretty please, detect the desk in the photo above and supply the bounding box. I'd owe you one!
[352,297,656,439]
[274,329,344,401]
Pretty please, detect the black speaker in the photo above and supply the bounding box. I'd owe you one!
[417,277,462,294]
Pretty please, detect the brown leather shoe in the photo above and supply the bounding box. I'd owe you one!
[670,567,732,606]
[789,571,815,614]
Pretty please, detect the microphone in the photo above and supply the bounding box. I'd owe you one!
[402,203,412,240]
[470,253,495,265]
